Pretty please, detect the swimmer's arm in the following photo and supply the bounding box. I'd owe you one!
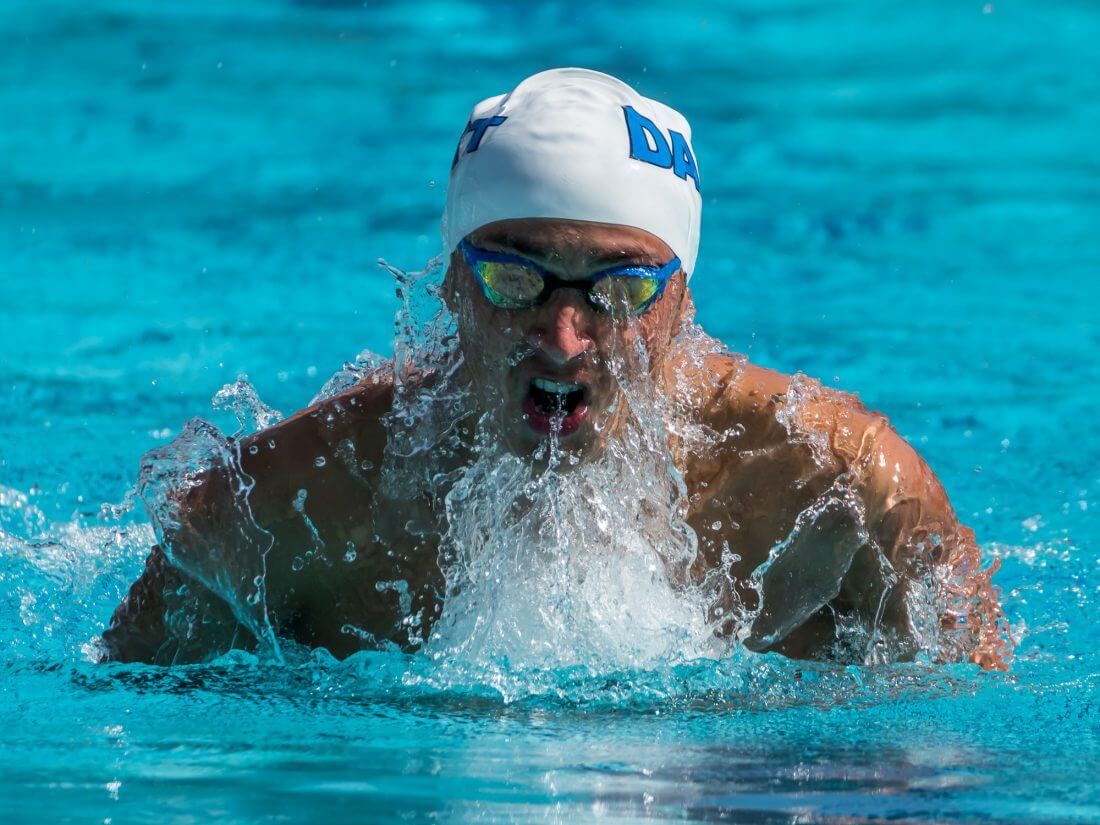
[849,423,1012,670]
[104,377,393,661]
[157,385,386,646]
[736,386,1010,669]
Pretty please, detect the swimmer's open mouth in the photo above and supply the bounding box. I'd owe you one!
[522,377,590,436]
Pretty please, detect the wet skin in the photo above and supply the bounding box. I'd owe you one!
[103,219,1011,669]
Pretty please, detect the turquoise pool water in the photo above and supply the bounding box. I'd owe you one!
[2,0,1098,821]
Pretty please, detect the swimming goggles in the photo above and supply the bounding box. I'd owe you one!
[459,238,680,316]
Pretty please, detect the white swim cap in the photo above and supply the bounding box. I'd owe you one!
[442,68,703,278]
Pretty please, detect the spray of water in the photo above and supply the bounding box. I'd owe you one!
[364,255,758,687]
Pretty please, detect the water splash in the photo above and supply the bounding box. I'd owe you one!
[370,256,741,687]
[426,443,722,676]
[310,348,386,405]
[0,505,154,662]
[211,373,283,435]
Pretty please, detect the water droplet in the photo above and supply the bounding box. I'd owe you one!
[314,456,327,468]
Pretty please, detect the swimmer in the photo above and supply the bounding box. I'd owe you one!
[102,69,1012,669]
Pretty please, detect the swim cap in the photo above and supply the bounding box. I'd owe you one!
[443,68,703,278]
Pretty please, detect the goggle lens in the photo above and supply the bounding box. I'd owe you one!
[477,261,544,308]
[590,275,660,314]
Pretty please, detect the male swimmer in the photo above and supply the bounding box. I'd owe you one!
[102,69,1011,669]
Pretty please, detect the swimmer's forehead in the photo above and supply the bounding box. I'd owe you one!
[469,218,674,274]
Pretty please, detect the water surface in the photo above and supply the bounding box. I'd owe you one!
[2,0,1097,821]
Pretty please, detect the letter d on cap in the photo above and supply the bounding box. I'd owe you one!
[623,105,672,168]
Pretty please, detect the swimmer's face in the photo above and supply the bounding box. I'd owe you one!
[445,218,687,461]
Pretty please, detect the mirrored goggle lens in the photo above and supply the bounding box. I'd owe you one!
[477,261,544,308]
[590,275,660,314]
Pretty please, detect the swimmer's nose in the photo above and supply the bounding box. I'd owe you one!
[528,291,594,365]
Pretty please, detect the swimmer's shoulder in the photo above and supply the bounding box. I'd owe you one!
[698,353,888,460]
[182,360,449,526]
[208,364,399,523]
[695,354,797,439]
[700,354,950,517]
[267,363,397,443]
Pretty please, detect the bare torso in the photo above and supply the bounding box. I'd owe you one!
[103,354,1010,669]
